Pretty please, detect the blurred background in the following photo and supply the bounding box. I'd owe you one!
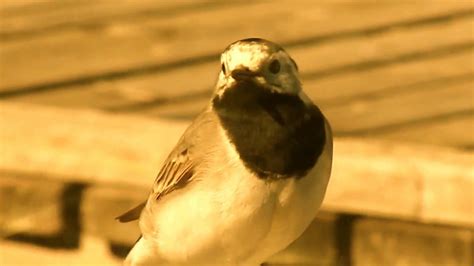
[0,0,473,265]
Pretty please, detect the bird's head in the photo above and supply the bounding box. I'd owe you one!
[215,38,301,97]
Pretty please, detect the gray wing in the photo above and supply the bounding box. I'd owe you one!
[151,139,195,200]
[116,144,194,223]
[116,108,215,222]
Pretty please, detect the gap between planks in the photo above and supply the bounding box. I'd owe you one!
[0,1,472,93]
[2,14,473,104]
[0,102,472,227]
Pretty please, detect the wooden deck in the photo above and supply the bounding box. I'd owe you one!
[1,0,473,148]
[0,1,473,265]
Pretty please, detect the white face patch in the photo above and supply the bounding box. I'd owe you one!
[224,42,271,73]
[215,39,302,96]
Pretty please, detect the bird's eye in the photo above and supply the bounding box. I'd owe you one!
[221,63,226,74]
[269,59,280,74]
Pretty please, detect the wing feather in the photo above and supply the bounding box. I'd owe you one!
[152,152,195,200]
[151,109,215,199]
[116,109,214,222]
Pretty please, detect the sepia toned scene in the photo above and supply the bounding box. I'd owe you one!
[0,0,473,265]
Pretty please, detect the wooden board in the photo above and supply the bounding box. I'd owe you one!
[0,1,471,93]
[12,47,473,111]
[375,113,474,149]
[5,11,473,149]
[1,102,472,227]
[323,78,474,134]
[6,61,217,110]
[294,16,474,81]
[0,0,57,12]
[305,50,474,104]
[10,52,473,147]
[8,16,473,106]
[0,2,472,148]
[0,0,220,37]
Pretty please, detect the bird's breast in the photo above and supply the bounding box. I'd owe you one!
[212,81,326,180]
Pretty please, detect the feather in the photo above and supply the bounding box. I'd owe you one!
[116,201,146,223]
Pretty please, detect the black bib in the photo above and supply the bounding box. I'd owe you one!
[212,81,326,179]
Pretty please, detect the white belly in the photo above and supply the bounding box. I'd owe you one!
[129,126,332,266]
[136,157,273,265]
[244,144,333,264]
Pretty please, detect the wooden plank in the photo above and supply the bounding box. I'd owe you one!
[0,102,473,227]
[0,174,64,237]
[266,213,338,265]
[323,79,474,134]
[0,0,219,38]
[12,48,473,113]
[8,16,473,111]
[0,1,471,93]
[0,237,121,266]
[0,0,57,12]
[293,15,474,80]
[138,97,210,120]
[10,53,473,142]
[0,102,187,188]
[7,61,217,110]
[353,219,473,266]
[305,50,474,104]
[375,113,474,149]
[325,138,474,227]
[137,41,474,123]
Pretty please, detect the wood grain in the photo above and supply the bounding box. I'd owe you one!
[376,113,474,149]
[5,12,473,148]
[9,16,473,105]
[0,1,471,93]
[0,0,218,38]
[306,50,474,104]
[1,102,472,226]
[324,79,474,134]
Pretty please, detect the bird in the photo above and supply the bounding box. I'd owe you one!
[116,38,333,266]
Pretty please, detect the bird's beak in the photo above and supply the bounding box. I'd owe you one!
[230,67,258,81]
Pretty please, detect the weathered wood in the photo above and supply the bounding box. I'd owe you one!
[0,174,63,237]
[377,113,474,149]
[136,52,474,140]
[0,0,216,37]
[1,102,472,226]
[0,0,56,12]
[267,213,339,265]
[294,16,474,81]
[9,49,473,125]
[7,61,217,110]
[12,49,472,116]
[353,219,473,266]
[140,97,210,120]
[6,14,473,148]
[9,16,473,108]
[0,236,120,265]
[324,78,474,134]
[82,185,144,245]
[326,138,473,227]
[0,1,471,93]
[0,102,184,187]
[305,50,473,104]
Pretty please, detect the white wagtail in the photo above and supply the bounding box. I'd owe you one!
[117,38,333,266]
